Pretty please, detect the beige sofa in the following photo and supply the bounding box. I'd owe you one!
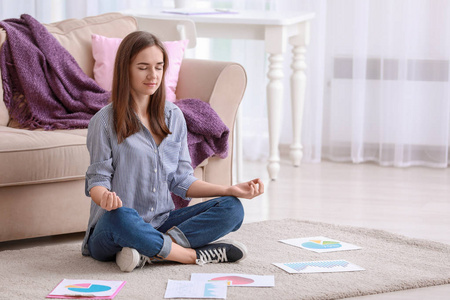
[0,13,246,242]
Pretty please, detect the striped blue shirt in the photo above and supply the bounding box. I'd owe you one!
[81,102,198,256]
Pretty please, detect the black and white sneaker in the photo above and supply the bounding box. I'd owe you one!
[195,239,247,265]
[116,247,150,272]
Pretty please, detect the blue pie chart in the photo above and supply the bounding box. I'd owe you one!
[302,240,342,249]
[66,284,111,293]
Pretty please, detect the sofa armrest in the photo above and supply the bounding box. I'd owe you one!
[177,59,247,186]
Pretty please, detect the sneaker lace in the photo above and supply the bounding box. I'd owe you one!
[196,247,228,265]
[137,255,151,269]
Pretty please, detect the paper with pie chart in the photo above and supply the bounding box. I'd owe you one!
[47,279,125,299]
[190,273,275,287]
[279,236,362,253]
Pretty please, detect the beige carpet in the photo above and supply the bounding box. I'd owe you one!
[2,219,450,300]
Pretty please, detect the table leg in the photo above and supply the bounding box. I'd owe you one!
[267,53,284,180]
[289,44,307,166]
[289,22,310,167]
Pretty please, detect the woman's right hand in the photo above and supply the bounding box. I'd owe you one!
[90,186,123,211]
[100,190,123,211]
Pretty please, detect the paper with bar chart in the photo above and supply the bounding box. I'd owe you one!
[273,260,365,274]
[164,280,227,299]
[279,236,362,253]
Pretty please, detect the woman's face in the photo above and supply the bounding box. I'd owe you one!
[129,45,164,101]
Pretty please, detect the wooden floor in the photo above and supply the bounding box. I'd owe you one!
[241,158,450,300]
[1,158,449,299]
[241,159,450,245]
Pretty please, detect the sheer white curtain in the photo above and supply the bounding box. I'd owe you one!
[324,0,450,167]
[1,0,449,167]
[0,0,165,23]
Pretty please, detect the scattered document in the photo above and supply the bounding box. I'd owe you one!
[273,260,365,274]
[47,279,125,299]
[279,236,362,253]
[164,280,227,299]
[190,273,275,287]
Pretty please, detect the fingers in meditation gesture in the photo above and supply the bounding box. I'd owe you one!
[100,190,123,211]
[229,178,265,199]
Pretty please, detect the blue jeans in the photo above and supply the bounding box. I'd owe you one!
[88,196,244,262]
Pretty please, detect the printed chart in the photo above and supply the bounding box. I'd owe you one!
[65,283,111,293]
[273,260,365,274]
[164,280,227,299]
[191,273,275,287]
[211,275,254,285]
[47,279,125,299]
[280,236,362,253]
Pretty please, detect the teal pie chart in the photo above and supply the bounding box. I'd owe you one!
[302,240,342,249]
[66,283,111,293]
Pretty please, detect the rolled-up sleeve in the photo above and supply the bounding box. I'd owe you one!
[167,108,198,199]
[85,112,114,196]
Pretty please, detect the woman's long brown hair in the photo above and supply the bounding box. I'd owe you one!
[111,31,171,144]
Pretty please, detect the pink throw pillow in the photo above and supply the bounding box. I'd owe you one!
[91,34,188,102]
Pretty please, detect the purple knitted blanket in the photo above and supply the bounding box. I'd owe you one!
[173,98,230,208]
[0,14,110,129]
[176,98,229,168]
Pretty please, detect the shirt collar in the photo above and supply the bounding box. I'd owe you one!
[164,101,178,118]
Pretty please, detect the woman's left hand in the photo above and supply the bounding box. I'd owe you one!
[229,178,264,199]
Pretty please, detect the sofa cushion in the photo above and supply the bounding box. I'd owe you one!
[44,12,137,79]
[0,126,89,187]
[91,33,188,102]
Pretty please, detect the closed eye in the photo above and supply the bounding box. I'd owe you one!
[137,62,164,68]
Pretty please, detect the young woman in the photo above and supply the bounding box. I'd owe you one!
[82,31,264,272]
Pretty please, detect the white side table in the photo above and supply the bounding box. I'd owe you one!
[128,9,315,180]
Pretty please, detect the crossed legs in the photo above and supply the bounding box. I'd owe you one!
[88,196,244,265]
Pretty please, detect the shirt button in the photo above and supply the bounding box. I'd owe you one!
[154,149,157,153]
[153,187,156,192]
[154,168,157,173]
[151,207,154,212]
